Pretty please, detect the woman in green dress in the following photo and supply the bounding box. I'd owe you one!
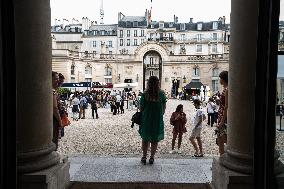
[139,76,167,164]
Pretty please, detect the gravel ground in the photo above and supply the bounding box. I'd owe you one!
[58,99,284,160]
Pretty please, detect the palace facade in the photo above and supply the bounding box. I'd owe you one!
[51,11,230,96]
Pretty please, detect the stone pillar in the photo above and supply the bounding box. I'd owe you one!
[212,0,257,188]
[15,0,70,188]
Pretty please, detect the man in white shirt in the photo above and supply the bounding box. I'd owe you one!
[190,99,205,157]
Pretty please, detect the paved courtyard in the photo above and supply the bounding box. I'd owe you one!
[58,99,284,161]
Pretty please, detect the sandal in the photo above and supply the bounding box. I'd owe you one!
[192,153,199,157]
[149,157,154,164]
[141,157,146,165]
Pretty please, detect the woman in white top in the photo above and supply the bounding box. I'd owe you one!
[190,99,205,157]
[71,95,80,121]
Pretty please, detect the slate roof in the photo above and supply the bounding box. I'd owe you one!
[148,21,226,31]
[89,24,117,31]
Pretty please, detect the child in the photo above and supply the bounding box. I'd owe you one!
[170,104,187,154]
[190,99,205,157]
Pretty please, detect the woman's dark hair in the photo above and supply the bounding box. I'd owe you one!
[176,104,183,112]
[193,99,201,106]
[219,71,228,84]
[58,73,65,79]
[145,76,160,101]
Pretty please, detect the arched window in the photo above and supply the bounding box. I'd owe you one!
[105,65,112,76]
[212,67,219,77]
[193,67,200,77]
[85,65,92,75]
[71,64,75,75]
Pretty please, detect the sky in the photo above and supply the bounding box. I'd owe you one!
[50,0,284,25]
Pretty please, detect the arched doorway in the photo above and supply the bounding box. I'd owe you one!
[142,50,162,91]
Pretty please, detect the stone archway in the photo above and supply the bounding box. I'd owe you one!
[135,41,169,91]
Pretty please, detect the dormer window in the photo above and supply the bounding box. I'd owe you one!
[159,22,164,29]
[213,22,218,30]
[133,21,138,27]
[197,23,202,30]
[181,23,185,30]
[126,21,131,27]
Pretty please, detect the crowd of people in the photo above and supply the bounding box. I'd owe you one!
[52,70,228,165]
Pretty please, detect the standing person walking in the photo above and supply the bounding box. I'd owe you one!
[139,76,167,165]
[189,99,205,157]
[206,98,216,127]
[215,71,228,155]
[169,104,187,154]
[52,71,62,151]
[71,95,80,121]
[90,96,99,119]
[128,94,134,110]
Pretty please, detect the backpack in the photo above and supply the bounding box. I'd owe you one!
[131,111,142,128]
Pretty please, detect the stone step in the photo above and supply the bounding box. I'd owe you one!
[68,155,213,189]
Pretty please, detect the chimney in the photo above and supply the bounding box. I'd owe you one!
[190,18,193,23]
[222,16,226,25]
[175,16,178,24]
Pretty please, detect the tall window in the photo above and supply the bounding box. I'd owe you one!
[213,33,218,41]
[134,30,137,37]
[119,30,123,38]
[105,66,112,76]
[127,39,130,46]
[193,67,200,77]
[212,80,219,92]
[141,30,144,36]
[134,39,138,46]
[85,65,92,75]
[212,44,217,53]
[150,57,154,65]
[196,44,202,52]
[169,33,173,39]
[127,30,130,37]
[92,41,96,47]
[150,70,154,76]
[108,41,112,47]
[109,51,112,55]
[212,68,219,77]
[71,64,75,75]
[180,34,185,41]
[141,39,145,43]
[197,34,202,42]
[120,39,124,46]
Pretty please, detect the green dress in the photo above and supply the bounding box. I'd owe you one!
[139,91,167,142]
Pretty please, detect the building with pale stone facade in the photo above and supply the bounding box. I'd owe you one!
[51,12,230,96]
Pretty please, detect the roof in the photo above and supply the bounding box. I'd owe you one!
[120,16,146,22]
[89,24,117,31]
[148,21,226,31]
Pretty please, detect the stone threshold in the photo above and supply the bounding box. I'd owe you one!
[68,155,213,189]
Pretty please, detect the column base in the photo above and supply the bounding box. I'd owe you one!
[212,158,253,189]
[212,158,284,189]
[18,158,70,189]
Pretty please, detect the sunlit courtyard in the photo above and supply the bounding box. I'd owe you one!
[58,99,284,161]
